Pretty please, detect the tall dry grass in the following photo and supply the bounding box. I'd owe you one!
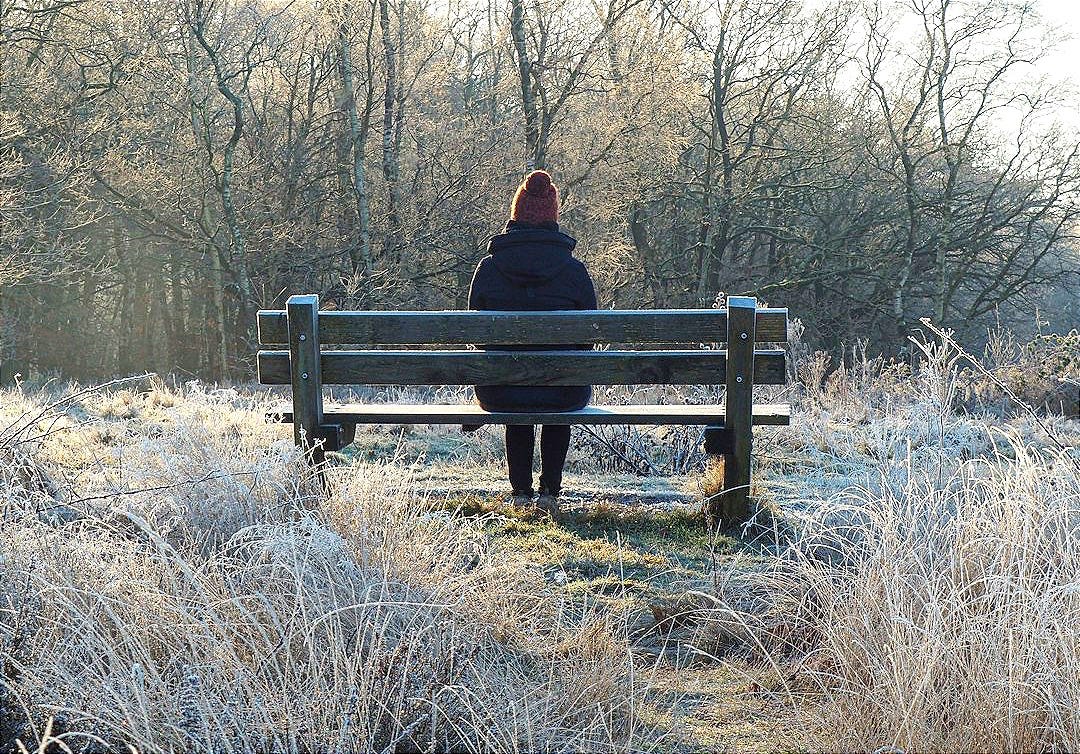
[0,381,654,753]
[771,435,1080,751]
[735,333,1080,752]
[4,325,1076,752]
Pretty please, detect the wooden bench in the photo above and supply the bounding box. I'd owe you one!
[256,294,789,524]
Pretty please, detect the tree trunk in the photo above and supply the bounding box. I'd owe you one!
[630,206,664,306]
[168,247,189,373]
[339,16,373,276]
[894,169,918,344]
[379,0,404,271]
[509,0,540,170]
[697,44,733,305]
[208,247,229,382]
[191,13,254,362]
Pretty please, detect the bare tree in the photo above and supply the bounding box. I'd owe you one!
[2,0,1077,382]
[337,0,377,276]
[662,0,850,303]
[508,0,645,170]
[864,0,1079,341]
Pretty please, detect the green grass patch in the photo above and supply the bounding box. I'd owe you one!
[427,494,741,609]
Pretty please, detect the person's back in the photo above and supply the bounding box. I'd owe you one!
[467,170,597,512]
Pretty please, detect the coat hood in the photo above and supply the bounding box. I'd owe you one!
[487,222,578,286]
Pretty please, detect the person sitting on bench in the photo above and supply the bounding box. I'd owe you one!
[465,170,598,514]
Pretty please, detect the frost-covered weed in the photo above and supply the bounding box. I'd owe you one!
[761,436,1080,752]
[0,383,650,753]
[730,335,1080,752]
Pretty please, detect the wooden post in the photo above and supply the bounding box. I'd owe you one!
[287,294,325,463]
[713,295,756,526]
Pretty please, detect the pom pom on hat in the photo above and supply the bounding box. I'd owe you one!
[511,170,559,224]
[524,170,552,194]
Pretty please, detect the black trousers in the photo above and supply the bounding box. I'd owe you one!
[504,424,571,495]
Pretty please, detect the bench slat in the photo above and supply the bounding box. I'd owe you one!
[257,309,788,345]
[257,349,787,386]
[268,403,791,426]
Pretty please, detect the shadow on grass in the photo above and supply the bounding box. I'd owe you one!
[425,493,758,608]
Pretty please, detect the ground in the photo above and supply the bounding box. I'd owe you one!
[3,373,1078,752]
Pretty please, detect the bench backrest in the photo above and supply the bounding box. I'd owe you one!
[257,297,788,388]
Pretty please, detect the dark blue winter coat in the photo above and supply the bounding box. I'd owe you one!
[467,220,597,412]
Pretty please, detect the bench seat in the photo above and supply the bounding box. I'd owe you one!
[269,402,791,426]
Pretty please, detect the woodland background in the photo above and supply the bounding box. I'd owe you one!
[3,0,1079,382]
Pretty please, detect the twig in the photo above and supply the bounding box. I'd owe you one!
[576,424,660,475]
[0,374,152,447]
[59,470,263,507]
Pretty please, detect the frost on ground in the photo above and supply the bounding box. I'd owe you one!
[0,329,1078,752]
[709,337,1080,752]
[760,437,1080,752]
[0,381,654,753]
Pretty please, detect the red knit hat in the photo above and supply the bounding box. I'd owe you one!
[510,170,559,224]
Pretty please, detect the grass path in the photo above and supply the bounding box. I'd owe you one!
[411,464,803,752]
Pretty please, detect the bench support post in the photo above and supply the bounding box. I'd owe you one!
[287,294,326,464]
[711,295,756,526]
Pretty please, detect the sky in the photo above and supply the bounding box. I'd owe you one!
[1039,0,1079,85]
[1032,0,1080,129]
